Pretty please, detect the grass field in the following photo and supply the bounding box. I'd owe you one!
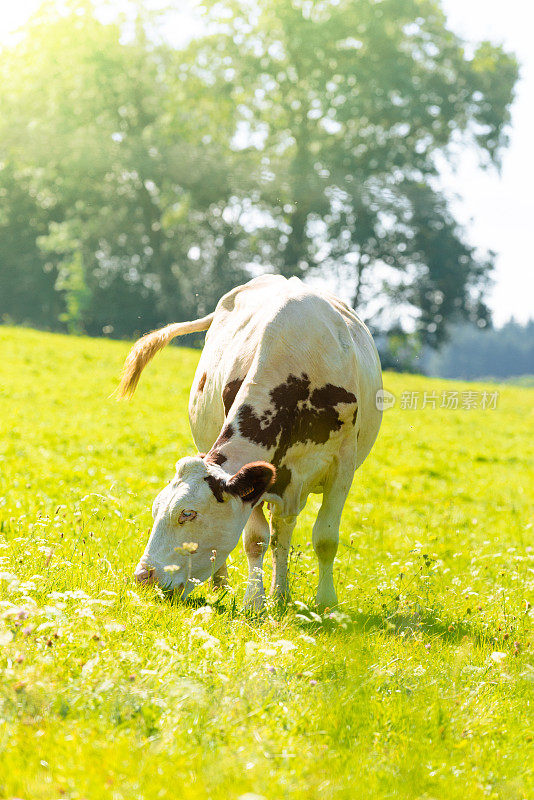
[1,325,533,800]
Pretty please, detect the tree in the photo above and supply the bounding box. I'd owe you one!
[0,0,252,335]
[0,161,63,327]
[192,0,518,344]
[423,319,534,380]
[0,0,518,344]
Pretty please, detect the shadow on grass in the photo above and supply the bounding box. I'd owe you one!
[293,605,493,648]
[160,587,242,617]
[155,582,496,648]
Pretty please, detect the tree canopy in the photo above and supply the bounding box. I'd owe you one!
[0,0,518,346]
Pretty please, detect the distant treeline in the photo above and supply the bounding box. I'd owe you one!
[423,319,534,380]
[0,0,518,350]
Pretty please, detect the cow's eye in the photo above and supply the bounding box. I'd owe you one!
[178,509,197,524]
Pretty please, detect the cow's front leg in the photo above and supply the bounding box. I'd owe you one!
[269,514,296,603]
[212,561,229,589]
[243,504,270,611]
[313,456,354,610]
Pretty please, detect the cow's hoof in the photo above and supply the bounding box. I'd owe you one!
[243,591,265,613]
[315,591,338,612]
[270,588,291,608]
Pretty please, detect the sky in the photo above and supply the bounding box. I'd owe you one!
[439,0,534,326]
[1,0,532,326]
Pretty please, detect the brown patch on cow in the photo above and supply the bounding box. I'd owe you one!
[212,423,234,449]
[238,373,309,450]
[204,474,226,503]
[311,384,358,409]
[238,373,357,470]
[205,423,234,466]
[205,450,227,467]
[222,378,244,416]
[197,372,207,393]
[271,464,292,497]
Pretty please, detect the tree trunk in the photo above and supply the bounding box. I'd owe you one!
[352,259,366,310]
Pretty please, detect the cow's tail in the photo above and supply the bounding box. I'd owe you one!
[116,313,215,399]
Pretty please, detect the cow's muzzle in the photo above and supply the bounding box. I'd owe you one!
[134,563,156,585]
[134,562,187,598]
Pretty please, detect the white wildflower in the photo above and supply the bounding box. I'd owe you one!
[274,639,297,653]
[104,621,125,633]
[82,655,99,676]
[490,651,507,663]
[190,626,220,650]
[41,605,64,617]
[180,542,198,554]
[238,794,268,800]
[0,629,14,646]
[190,626,210,640]
[36,622,55,632]
[96,679,115,692]
[154,637,172,652]
[65,590,90,600]
[202,637,219,651]
[258,639,297,657]
[48,591,67,600]
[118,650,141,663]
[193,605,213,621]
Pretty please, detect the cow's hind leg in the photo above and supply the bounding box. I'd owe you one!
[243,504,270,611]
[212,561,229,589]
[269,513,297,603]
[313,453,355,610]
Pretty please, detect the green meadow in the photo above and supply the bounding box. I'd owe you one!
[0,325,533,800]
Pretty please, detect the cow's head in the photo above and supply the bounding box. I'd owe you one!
[134,456,275,597]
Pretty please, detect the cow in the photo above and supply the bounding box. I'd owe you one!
[119,275,382,609]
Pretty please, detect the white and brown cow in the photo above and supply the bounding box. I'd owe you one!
[119,275,382,609]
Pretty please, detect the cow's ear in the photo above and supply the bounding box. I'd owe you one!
[226,462,276,504]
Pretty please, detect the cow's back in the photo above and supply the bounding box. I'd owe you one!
[189,276,381,478]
